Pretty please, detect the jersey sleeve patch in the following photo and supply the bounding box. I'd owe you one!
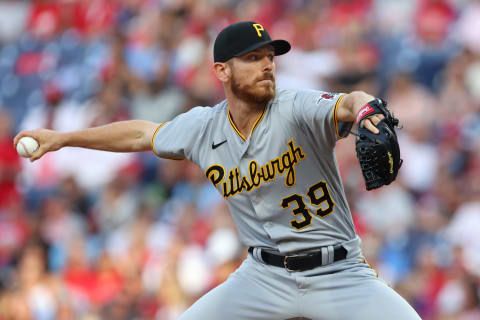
[316,93,336,103]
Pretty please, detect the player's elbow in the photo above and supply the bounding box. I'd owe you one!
[142,121,163,153]
[135,128,157,152]
[126,120,159,152]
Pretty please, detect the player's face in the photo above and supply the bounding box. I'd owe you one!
[229,46,276,104]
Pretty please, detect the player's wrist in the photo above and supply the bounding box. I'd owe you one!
[343,91,375,122]
[57,131,71,148]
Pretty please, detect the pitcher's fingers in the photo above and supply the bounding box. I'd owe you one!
[370,115,382,126]
[30,146,47,162]
[363,119,379,134]
[13,131,31,148]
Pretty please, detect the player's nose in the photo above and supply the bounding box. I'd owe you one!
[261,56,274,72]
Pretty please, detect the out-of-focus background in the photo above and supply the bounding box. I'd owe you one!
[0,0,479,319]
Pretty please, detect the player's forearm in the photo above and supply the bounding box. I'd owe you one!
[61,120,158,152]
[337,91,375,123]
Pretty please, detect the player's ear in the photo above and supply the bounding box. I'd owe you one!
[213,62,231,82]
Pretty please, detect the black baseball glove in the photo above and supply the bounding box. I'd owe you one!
[355,98,403,191]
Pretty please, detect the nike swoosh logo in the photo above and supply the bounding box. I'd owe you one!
[212,139,227,149]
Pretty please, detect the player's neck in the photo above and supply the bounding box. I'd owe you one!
[228,99,266,139]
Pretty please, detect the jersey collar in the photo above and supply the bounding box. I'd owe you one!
[227,93,276,142]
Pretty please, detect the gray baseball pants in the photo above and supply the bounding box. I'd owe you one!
[178,251,421,320]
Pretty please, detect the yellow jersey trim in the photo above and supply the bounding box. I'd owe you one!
[251,106,267,135]
[363,258,379,278]
[333,94,347,139]
[227,110,246,141]
[151,122,186,161]
[227,106,267,141]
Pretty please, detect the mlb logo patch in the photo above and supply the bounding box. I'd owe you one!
[316,93,335,104]
[321,93,334,99]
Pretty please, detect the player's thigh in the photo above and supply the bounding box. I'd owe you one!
[302,264,421,320]
[340,276,421,320]
[178,256,297,320]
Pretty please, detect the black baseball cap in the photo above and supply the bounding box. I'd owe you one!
[213,21,291,63]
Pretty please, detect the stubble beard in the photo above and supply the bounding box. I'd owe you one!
[230,73,275,105]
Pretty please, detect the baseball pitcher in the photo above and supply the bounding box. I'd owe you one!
[15,21,419,320]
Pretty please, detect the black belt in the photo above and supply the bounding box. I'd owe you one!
[248,246,347,272]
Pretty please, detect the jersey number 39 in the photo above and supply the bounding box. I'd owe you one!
[281,181,335,230]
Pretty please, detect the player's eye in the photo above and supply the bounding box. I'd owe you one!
[245,52,274,62]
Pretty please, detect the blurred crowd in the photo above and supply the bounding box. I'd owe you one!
[0,0,479,319]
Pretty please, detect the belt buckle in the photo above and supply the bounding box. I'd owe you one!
[283,255,299,272]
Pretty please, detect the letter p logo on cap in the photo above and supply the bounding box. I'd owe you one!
[253,23,264,37]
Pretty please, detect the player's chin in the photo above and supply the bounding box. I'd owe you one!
[252,91,274,104]
[254,85,275,101]
[233,83,274,104]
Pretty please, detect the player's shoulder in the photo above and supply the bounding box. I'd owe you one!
[272,88,322,111]
[274,88,297,101]
[180,101,227,135]
[281,88,343,109]
[274,88,326,105]
[183,105,214,117]
[210,100,228,117]
[271,89,296,110]
[180,101,226,122]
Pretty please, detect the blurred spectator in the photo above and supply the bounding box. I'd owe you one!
[3,243,61,320]
[0,109,21,208]
[446,201,480,279]
[27,0,63,40]
[129,53,189,123]
[0,199,30,269]
[93,166,140,234]
[1,0,480,318]
[0,0,29,43]
[455,0,480,55]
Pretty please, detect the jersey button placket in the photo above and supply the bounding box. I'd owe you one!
[240,138,250,158]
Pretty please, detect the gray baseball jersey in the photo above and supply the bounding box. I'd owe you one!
[152,88,421,320]
[152,89,354,253]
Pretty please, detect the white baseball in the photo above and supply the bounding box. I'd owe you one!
[16,137,39,158]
